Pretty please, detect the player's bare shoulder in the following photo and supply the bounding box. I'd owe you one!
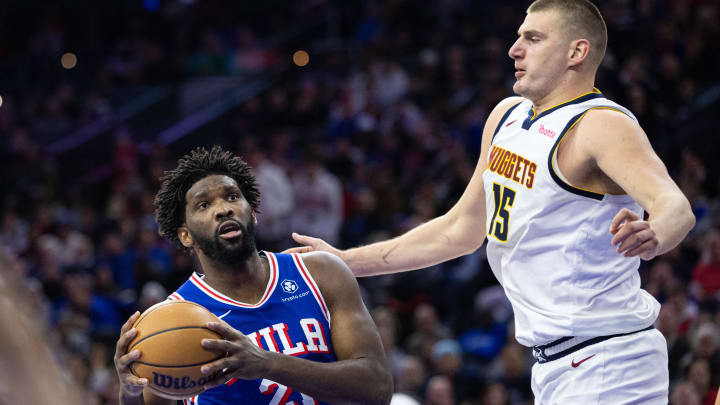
[575,107,649,157]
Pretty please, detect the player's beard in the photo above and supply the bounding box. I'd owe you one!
[190,220,257,268]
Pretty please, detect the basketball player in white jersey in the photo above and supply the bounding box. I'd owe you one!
[288,0,695,403]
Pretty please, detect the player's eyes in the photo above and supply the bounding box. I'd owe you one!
[197,202,208,210]
[228,193,239,201]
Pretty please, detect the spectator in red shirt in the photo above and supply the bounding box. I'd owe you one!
[692,230,720,299]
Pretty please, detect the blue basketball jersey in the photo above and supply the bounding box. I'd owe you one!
[168,252,335,405]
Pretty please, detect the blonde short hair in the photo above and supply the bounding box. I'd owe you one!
[528,0,608,68]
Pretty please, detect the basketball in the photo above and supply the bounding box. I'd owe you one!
[128,300,225,399]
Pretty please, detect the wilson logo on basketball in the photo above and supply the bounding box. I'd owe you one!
[538,124,557,139]
[152,371,222,390]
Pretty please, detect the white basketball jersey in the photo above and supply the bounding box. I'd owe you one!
[482,89,660,347]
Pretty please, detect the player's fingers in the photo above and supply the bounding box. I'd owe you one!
[291,232,320,246]
[114,328,138,360]
[202,369,236,390]
[116,349,142,371]
[200,356,234,376]
[201,338,235,353]
[120,311,141,335]
[281,246,313,254]
[206,320,242,340]
[123,374,149,388]
[609,208,639,234]
[611,221,647,246]
[624,238,659,259]
[616,228,654,253]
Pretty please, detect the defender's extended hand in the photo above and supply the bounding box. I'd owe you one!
[610,208,660,260]
[200,320,270,389]
[282,233,342,256]
[114,311,149,397]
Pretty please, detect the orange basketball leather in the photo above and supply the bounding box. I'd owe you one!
[127,300,225,399]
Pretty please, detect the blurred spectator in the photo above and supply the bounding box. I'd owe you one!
[291,145,343,245]
[395,355,427,400]
[670,381,702,405]
[692,230,720,299]
[245,139,296,252]
[407,303,453,361]
[424,375,455,405]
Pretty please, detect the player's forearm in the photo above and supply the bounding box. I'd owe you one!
[648,191,695,255]
[264,353,392,405]
[341,212,484,277]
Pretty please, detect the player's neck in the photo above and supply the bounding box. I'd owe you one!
[198,251,270,303]
[531,78,597,116]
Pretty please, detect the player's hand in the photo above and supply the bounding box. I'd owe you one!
[200,320,270,389]
[282,232,342,257]
[114,311,149,397]
[610,208,660,260]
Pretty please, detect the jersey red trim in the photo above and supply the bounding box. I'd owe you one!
[188,254,278,308]
[291,253,331,323]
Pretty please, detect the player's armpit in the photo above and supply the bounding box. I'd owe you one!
[442,95,526,252]
[577,109,695,256]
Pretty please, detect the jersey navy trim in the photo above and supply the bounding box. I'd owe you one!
[492,101,523,141]
[547,106,631,201]
[522,89,604,130]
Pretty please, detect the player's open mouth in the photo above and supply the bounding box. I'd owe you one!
[217,220,242,239]
[515,69,525,78]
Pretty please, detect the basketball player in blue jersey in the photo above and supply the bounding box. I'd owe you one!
[113,146,392,405]
[288,0,695,403]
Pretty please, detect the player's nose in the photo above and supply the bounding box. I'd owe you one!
[508,39,523,60]
[214,203,234,221]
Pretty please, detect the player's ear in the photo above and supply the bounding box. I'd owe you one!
[568,38,590,67]
[178,226,193,247]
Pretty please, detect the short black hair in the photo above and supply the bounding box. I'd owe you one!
[154,145,260,249]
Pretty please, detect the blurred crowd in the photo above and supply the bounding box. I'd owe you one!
[1,0,719,404]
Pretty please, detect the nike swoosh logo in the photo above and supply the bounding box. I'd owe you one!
[571,354,596,368]
[505,119,517,127]
[218,310,232,319]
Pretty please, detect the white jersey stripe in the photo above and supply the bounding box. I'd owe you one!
[291,253,331,324]
[188,253,278,308]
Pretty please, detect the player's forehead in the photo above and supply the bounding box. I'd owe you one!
[186,174,240,201]
[517,9,563,37]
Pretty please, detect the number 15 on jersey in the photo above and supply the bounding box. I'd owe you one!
[488,183,516,242]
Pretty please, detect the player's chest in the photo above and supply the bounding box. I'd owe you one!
[210,304,331,356]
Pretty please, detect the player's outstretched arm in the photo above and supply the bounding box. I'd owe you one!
[200,251,393,404]
[288,96,524,276]
[579,109,695,260]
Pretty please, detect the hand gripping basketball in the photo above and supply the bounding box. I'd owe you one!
[199,320,271,389]
[114,311,149,398]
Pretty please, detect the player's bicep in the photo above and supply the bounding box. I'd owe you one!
[581,110,680,210]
